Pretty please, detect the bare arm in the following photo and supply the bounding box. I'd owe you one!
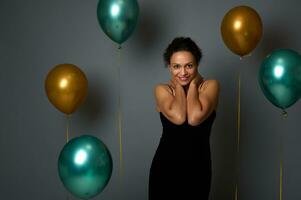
[187,78,220,126]
[154,80,187,125]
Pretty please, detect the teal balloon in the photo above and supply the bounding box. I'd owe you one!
[97,0,139,44]
[58,135,113,199]
[258,49,301,109]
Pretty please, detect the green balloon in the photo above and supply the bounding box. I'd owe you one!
[258,49,301,109]
[97,0,139,44]
[58,135,113,199]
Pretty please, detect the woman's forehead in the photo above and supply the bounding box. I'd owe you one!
[170,51,195,63]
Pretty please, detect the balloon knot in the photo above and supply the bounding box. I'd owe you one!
[282,109,288,118]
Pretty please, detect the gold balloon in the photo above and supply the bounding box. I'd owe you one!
[45,64,88,115]
[221,5,263,57]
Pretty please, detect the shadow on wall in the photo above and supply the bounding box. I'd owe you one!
[209,54,238,199]
[74,66,113,134]
[209,20,301,199]
[244,21,301,96]
[129,2,169,56]
[254,22,301,69]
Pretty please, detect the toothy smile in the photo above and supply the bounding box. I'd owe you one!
[179,77,189,81]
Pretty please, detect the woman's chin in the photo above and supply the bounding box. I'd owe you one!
[179,81,190,86]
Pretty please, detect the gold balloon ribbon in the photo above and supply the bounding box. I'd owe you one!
[280,159,283,200]
[235,72,241,200]
[66,115,71,143]
[279,116,284,200]
[118,105,123,177]
[66,114,71,200]
[237,73,241,158]
[239,53,252,60]
[117,46,124,177]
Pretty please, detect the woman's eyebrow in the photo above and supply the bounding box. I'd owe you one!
[171,61,194,65]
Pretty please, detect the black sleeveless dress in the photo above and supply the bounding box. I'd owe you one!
[149,110,216,200]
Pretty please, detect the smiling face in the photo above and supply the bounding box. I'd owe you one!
[168,51,199,86]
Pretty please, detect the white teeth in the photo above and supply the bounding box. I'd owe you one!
[179,77,188,81]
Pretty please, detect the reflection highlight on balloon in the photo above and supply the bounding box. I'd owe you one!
[97,0,139,44]
[274,65,284,79]
[58,135,113,199]
[234,20,242,30]
[111,4,120,17]
[258,49,301,111]
[59,78,68,89]
[45,63,88,115]
[75,149,88,165]
[221,5,263,57]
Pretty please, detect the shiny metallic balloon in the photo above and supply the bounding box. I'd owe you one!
[97,0,139,44]
[221,5,263,57]
[258,49,301,109]
[45,64,88,115]
[58,135,113,199]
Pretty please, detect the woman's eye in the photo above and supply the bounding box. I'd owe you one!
[173,65,180,69]
[187,64,193,68]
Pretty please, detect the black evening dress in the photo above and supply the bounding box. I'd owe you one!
[149,110,216,200]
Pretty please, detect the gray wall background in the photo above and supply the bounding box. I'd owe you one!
[1,0,301,199]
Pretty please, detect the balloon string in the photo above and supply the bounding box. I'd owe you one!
[239,53,252,60]
[235,72,241,200]
[279,109,288,200]
[66,114,71,200]
[66,115,71,143]
[282,109,288,118]
[280,159,283,200]
[235,186,238,200]
[237,73,241,158]
[118,103,123,177]
[117,46,124,178]
[279,120,284,200]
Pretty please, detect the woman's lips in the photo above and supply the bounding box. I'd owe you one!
[179,77,189,81]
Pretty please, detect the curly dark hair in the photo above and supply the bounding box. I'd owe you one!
[163,37,202,67]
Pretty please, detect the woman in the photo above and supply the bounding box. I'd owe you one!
[149,37,220,200]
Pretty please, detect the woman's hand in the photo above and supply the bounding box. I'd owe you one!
[169,78,184,96]
[190,73,204,89]
[169,78,181,89]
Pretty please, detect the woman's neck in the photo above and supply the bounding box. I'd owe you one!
[183,84,189,95]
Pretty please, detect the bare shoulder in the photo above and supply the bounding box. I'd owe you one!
[154,83,174,113]
[154,83,174,96]
[199,79,220,110]
[200,79,220,92]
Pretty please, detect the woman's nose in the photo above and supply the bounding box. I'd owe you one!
[180,67,187,75]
